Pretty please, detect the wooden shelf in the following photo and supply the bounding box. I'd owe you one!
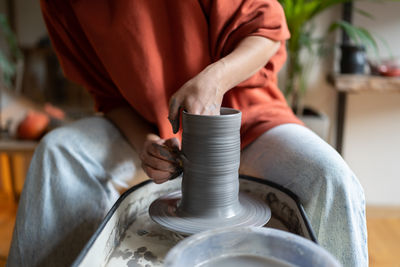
[329,74,400,93]
[0,139,38,153]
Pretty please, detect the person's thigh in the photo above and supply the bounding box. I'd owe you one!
[239,123,367,266]
[7,116,142,267]
[42,116,142,198]
[240,123,363,204]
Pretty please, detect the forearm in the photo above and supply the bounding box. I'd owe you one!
[168,36,280,131]
[105,105,157,153]
[205,36,280,94]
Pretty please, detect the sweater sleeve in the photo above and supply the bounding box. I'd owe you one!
[40,0,127,113]
[199,0,290,89]
[200,0,290,59]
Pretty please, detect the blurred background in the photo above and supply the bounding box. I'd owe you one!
[0,1,95,265]
[0,1,399,266]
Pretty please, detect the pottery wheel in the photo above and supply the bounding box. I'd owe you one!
[149,190,271,236]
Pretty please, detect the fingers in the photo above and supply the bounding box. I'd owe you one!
[188,95,220,115]
[140,137,182,184]
[148,142,177,162]
[140,143,178,171]
[164,137,183,168]
[165,137,180,151]
[169,91,220,131]
[184,101,219,116]
[168,93,209,133]
[168,96,182,134]
[141,151,177,172]
[141,162,173,184]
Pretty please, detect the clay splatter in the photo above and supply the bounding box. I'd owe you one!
[137,247,147,253]
[137,229,148,236]
[144,251,157,262]
[123,246,160,266]
[109,248,132,260]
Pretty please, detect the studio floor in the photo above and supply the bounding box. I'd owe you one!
[0,203,399,267]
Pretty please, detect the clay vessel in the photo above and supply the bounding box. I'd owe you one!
[178,108,242,218]
[149,108,270,235]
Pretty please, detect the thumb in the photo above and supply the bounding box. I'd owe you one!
[165,137,181,151]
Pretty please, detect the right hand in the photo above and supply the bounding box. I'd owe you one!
[168,64,224,133]
[139,134,181,184]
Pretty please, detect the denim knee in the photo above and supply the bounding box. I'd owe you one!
[37,117,109,161]
[39,127,75,151]
[305,148,365,206]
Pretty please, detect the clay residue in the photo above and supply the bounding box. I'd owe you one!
[144,251,157,261]
[124,246,160,267]
[137,229,148,236]
[109,248,133,260]
[265,192,303,236]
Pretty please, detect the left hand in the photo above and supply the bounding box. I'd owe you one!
[168,66,225,133]
[139,134,182,184]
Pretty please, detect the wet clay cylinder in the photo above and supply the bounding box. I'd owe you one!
[178,108,242,219]
[149,107,270,235]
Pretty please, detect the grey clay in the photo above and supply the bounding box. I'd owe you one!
[149,108,271,235]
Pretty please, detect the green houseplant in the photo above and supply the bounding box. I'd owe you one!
[278,0,347,111]
[330,20,378,74]
[0,14,22,89]
[278,0,378,112]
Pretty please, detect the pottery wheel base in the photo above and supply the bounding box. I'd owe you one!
[149,191,271,236]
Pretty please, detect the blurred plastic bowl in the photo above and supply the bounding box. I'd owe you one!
[164,226,341,267]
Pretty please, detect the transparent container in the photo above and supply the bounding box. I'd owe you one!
[164,226,341,267]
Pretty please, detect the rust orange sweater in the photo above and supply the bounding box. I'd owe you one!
[40,0,302,148]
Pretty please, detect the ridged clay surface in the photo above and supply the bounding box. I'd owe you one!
[149,108,271,235]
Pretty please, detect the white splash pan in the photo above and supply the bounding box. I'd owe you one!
[72,175,319,267]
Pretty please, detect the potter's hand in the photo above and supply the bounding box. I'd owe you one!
[139,134,181,184]
[168,36,280,134]
[168,67,224,133]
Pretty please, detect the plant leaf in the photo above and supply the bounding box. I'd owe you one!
[329,21,361,44]
[0,14,23,60]
[354,7,375,20]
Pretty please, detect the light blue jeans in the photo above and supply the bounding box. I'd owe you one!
[7,117,367,267]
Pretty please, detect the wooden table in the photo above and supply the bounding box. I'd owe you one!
[0,139,38,153]
[329,74,400,154]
